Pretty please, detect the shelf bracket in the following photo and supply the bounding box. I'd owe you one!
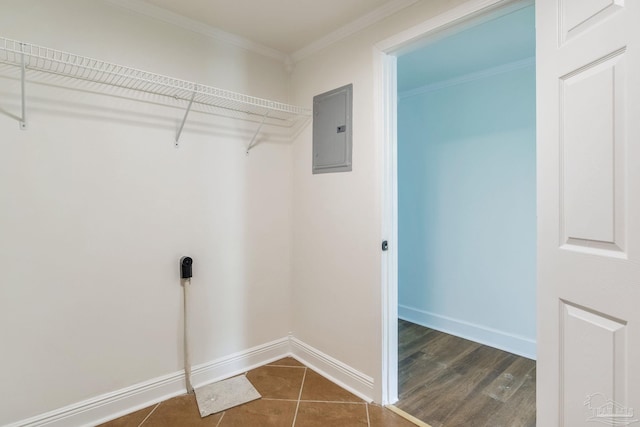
[175,89,197,148]
[246,112,269,154]
[19,44,27,130]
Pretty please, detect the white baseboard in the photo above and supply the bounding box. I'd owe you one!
[5,319,530,427]
[399,305,536,360]
[289,337,374,402]
[6,336,377,427]
[190,337,291,390]
[6,337,290,427]
[6,371,185,427]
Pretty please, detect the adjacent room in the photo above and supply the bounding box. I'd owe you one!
[395,4,537,426]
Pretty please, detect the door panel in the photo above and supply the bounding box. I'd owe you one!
[561,0,625,42]
[560,50,626,254]
[538,0,640,426]
[561,301,628,425]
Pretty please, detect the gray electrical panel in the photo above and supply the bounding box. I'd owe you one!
[312,84,353,174]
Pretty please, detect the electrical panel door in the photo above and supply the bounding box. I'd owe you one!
[312,84,353,174]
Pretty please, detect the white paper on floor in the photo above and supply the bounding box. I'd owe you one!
[194,375,261,417]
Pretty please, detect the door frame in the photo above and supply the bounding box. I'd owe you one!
[375,0,535,405]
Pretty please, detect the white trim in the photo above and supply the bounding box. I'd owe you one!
[6,372,184,427]
[375,0,510,53]
[376,48,399,406]
[101,0,288,62]
[290,337,375,403]
[6,338,290,427]
[375,0,535,410]
[375,0,534,55]
[103,0,420,64]
[6,336,378,427]
[290,0,419,63]
[399,305,537,360]
[399,56,535,99]
[190,338,291,389]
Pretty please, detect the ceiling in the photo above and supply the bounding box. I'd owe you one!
[398,4,535,92]
[136,0,402,55]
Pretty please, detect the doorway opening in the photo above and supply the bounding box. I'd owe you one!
[377,1,536,425]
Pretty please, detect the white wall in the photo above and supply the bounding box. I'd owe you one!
[398,65,537,358]
[289,0,469,402]
[0,1,292,424]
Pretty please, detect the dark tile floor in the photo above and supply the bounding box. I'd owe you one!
[99,357,416,427]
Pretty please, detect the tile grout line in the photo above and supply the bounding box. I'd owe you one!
[262,397,366,404]
[261,398,299,402]
[265,365,307,368]
[137,402,161,427]
[215,411,225,427]
[365,403,371,427]
[291,367,308,427]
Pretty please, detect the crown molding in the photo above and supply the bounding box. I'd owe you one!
[103,0,420,65]
[376,0,533,54]
[291,0,420,63]
[102,0,288,62]
[398,56,535,99]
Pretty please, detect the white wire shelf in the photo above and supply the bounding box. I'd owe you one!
[0,37,311,148]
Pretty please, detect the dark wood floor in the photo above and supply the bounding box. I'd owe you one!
[396,319,536,427]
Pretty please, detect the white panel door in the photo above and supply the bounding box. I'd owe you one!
[537,0,640,426]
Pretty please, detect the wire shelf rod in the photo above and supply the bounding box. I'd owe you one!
[246,112,269,154]
[0,62,295,125]
[19,43,26,129]
[0,36,311,121]
[175,90,197,148]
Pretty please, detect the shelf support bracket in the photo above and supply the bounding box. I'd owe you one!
[246,112,269,154]
[175,90,197,148]
[19,44,27,130]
